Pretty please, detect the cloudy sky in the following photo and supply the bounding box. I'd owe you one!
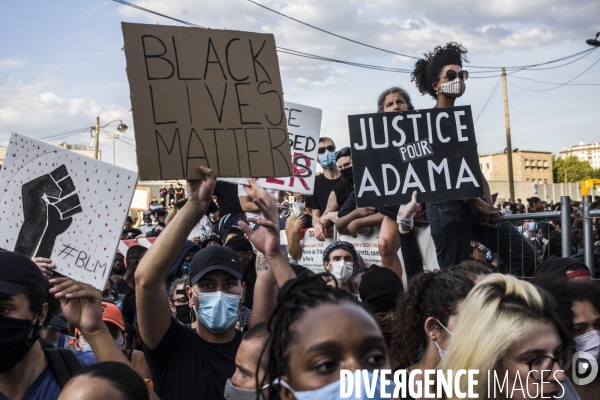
[1,0,599,172]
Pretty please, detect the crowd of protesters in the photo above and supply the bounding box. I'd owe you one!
[2,42,600,400]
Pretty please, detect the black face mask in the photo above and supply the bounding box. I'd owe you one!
[340,167,354,186]
[175,304,192,325]
[0,314,40,373]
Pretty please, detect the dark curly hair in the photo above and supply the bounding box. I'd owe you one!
[411,42,468,99]
[390,270,474,369]
[534,277,600,333]
[258,273,360,399]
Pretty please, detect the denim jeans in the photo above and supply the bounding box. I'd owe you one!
[426,201,535,276]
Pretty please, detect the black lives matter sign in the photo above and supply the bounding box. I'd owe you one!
[348,106,484,207]
[122,23,293,180]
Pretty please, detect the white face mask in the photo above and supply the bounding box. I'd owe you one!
[574,330,600,361]
[434,318,454,359]
[439,79,466,97]
[330,260,353,282]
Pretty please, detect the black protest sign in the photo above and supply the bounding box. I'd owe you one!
[348,106,484,207]
[122,23,293,180]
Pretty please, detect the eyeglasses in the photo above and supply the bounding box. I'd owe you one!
[172,297,188,306]
[335,147,351,160]
[526,350,572,381]
[317,144,336,154]
[446,70,469,81]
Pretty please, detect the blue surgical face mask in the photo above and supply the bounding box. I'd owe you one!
[276,371,387,399]
[193,290,242,333]
[319,151,336,169]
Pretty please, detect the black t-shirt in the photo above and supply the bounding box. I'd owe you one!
[214,182,244,216]
[115,278,136,326]
[306,174,342,215]
[144,318,242,400]
[333,180,353,208]
[122,228,142,239]
[338,191,356,218]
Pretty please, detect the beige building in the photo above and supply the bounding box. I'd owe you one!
[559,140,600,169]
[479,150,553,184]
[0,142,99,168]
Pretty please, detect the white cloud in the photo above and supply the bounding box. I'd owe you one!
[0,59,25,69]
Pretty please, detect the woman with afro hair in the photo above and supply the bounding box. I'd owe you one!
[411,43,535,276]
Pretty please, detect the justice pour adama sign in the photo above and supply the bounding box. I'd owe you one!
[122,22,293,181]
[348,106,484,207]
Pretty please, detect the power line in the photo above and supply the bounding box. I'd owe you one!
[510,75,600,86]
[474,77,501,123]
[112,0,598,78]
[247,0,418,60]
[39,127,91,141]
[509,56,600,91]
[245,0,595,70]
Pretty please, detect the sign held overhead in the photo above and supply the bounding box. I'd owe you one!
[348,106,484,207]
[122,22,293,180]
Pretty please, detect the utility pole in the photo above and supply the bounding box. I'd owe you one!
[94,116,100,160]
[106,133,120,165]
[502,68,515,203]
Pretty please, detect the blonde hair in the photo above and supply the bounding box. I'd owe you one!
[440,274,564,399]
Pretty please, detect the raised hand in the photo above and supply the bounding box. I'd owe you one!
[237,180,281,257]
[186,166,216,206]
[49,277,104,336]
[15,165,82,258]
[32,257,56,281]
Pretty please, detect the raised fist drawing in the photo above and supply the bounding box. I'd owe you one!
[15,165,83,258]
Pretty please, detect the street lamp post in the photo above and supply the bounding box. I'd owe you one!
[501,68,515,203]
[93,117,128,160]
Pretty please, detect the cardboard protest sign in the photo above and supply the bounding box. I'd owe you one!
[221,102,322,194]
[0,134,138,289]
[122,22,293,181]
[348,106,483,207]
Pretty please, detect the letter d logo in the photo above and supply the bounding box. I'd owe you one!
[572,351,598,386]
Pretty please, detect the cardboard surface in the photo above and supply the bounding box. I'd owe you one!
[348,106,484,207]
[122,22,292,180]
[0,134,138,290]
[221,102,322,194]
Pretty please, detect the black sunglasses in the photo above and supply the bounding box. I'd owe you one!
[446,70,469,81]
[317,144,336,154]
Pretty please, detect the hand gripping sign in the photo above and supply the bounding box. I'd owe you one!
[0,134,138,289]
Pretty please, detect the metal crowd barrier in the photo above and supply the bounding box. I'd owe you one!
[583,195,599,279]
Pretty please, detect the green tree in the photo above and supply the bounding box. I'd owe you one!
[593,168,600,179]
[552,155,594,183]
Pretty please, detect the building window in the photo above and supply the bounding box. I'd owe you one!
[525,159,529,166]
[543,160,548,167]
[544,179,548,184]
[486,163,489,170]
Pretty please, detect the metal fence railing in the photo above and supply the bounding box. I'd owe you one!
[488,195,598,279]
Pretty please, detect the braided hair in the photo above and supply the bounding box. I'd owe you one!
[411,42,468,99]
[258,273,357,399]
[390,270,474,370]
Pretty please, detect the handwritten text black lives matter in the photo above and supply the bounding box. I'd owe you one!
[122,23,293,181]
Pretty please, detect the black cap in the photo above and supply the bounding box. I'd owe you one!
[359,265,403,314]
[190,246,243,286]
[0,251,47,295]
[200,234,223,249]
[144,203,165,216]
[224,236,253,252]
